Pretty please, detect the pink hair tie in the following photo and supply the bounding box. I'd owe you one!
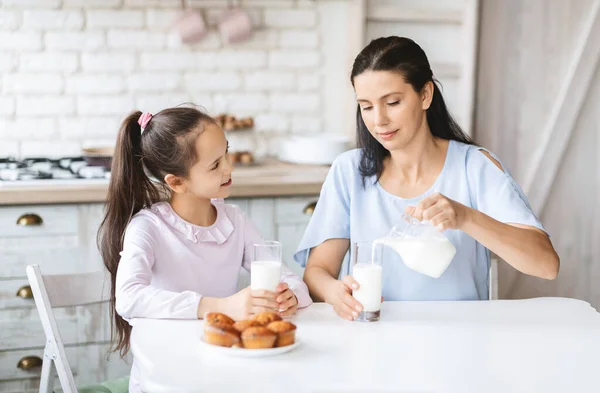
[138,112,153,133]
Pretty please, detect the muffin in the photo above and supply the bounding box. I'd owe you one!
[204,312,234,326]
[241,326,277,349]
[232,319,259,334]
[203,322,240,347]
[267,321,297,347]
[253,312,282,326]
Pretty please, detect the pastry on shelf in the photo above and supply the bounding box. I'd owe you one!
[227,151,255,166]
[214,113,254,131]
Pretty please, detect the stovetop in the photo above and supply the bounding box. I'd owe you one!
[0,157,110,186]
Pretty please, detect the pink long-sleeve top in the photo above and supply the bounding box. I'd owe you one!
[115,199,312,321]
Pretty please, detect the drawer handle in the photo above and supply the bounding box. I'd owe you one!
[303,201,318,215]
[16,213,43,226]
[17,355,43,370]
[16,285,33,299]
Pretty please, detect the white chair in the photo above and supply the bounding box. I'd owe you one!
[25,264,128,393]
[489,255,499,300]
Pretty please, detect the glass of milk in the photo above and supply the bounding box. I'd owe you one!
[251,241,282,292]
[350,241,384,322]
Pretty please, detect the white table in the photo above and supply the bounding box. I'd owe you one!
[130,298,600,393]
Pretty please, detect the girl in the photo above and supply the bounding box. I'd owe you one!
[295,36,559,320]
[98,107,311,393]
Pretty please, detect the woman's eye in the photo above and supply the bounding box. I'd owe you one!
[387,101,399,106]
[361,106,372,111]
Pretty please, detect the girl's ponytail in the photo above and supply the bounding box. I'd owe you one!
[98,111,160,357]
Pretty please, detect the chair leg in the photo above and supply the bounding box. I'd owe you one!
[39,355,55,393]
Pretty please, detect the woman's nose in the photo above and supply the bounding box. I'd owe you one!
[374,106,389,127]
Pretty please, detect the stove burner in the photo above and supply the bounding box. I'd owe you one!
[0,156,109,182]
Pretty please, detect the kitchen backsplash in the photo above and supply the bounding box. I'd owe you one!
[0,0,352,158]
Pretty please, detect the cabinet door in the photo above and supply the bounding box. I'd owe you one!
[274,197,319,278]
[0,343,131,389]
[78,203,107,270]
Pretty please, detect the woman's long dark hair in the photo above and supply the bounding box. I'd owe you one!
[97,107,214,357]
[350,36,473,184]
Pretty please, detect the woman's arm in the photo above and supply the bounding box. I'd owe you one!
[303,238,364,320]
[410,148,560,281]
[462,211,559,279]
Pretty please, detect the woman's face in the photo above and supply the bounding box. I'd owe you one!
[353,70,432,150]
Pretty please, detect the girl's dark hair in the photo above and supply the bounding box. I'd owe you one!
[97,107,214,357]
[350,36,473,184]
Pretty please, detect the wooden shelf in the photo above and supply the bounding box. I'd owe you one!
[366,6,463,24]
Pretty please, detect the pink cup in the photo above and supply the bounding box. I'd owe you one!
[174,9,207,44]
[219,7,253,44]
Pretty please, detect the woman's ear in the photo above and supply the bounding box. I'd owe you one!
[164,174,186,194]
[422,81,434,110]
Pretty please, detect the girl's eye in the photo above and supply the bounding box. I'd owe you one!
[212,161,220,170]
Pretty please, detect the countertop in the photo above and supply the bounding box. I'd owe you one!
[0,159,330,205]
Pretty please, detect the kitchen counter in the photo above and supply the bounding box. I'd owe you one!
[0,159,330,205]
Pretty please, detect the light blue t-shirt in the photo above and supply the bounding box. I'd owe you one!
[293,140,545,301]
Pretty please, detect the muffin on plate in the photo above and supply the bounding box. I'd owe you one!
[232,319,259,333]
[241,326,277,349]
[203,322,240,347]
[253,311,282,326]
[204,312,235,326]
[267,321,297,347]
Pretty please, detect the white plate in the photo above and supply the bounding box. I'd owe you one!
[199,336,300,358]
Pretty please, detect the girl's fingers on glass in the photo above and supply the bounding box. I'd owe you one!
[279,305,297,317]
[276,289,294,303]
[252,306,277,315]
[251,289,278,299]
[252,297,279,309]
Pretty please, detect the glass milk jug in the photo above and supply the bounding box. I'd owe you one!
[377,214,457,278]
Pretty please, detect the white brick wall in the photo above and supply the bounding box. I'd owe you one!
[45,32,104,50]
[4,74,63,93]
[22,10,84,30]
[0,1,350,158]
[21,53,78,72]
[86,11,144,29]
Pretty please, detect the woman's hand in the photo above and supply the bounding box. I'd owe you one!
[407,192,471,231]
[325,275,363,321]
[275,282,298,317]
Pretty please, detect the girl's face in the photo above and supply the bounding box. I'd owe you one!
[177,122,233,200]
[353,70,432,151]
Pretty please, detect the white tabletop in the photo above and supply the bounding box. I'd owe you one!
[130,298,600,393]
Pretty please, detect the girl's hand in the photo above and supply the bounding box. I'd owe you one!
[224,287,279,320]
[275,282,298,317]
[326,275,363,321]
[407,192,471,231]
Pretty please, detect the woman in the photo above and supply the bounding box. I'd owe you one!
[294,36,559,320]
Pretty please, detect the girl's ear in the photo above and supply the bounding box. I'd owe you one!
[164,174,186,194]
